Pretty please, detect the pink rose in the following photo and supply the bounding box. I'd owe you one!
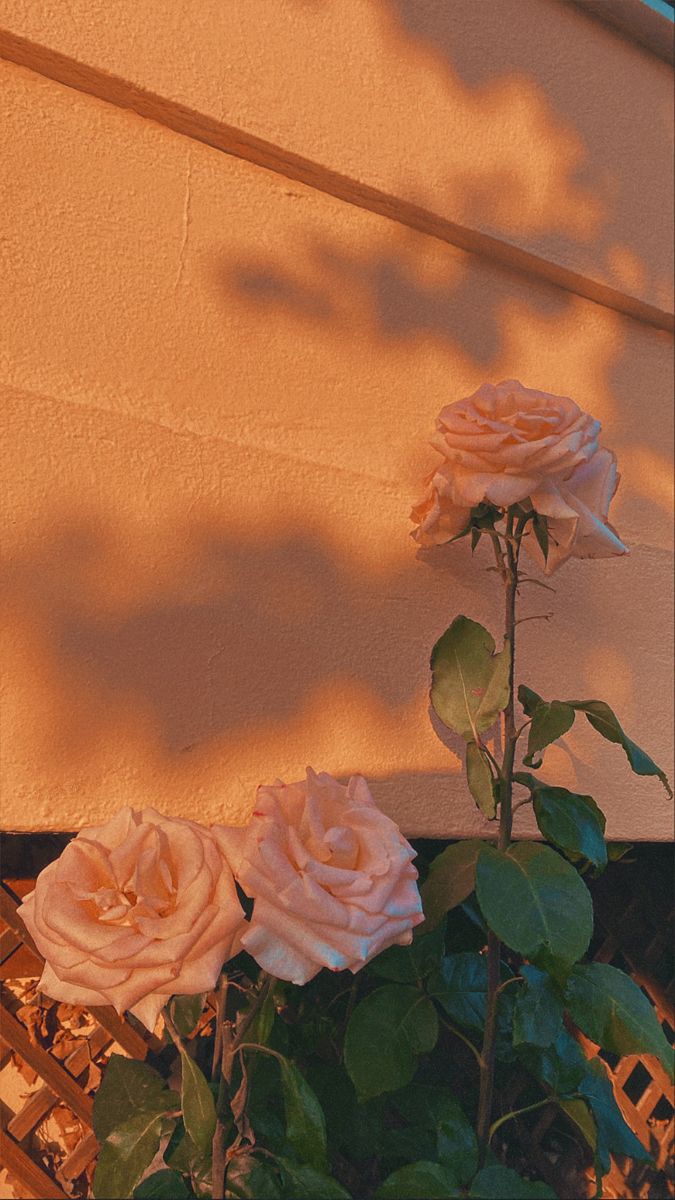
[216,769,423,985]
[18,807,246,1031]
[411,380,627,572]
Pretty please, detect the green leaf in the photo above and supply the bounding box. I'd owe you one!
[373,924,445,983]
[476,843,592,968]
[607,841,633,862]
[245,982,277,1047]
[532,513,549,561]
[533,786,607,870]
[518,684,544,717]
[375,1162,460,1198]
[344,985,438,1100]
[169,993,206,1039]
[429,953,488,1033]
[226,1154,282,1198]
[278,1058,327,1173]
[436,1109,478,1184]
[469,1165,555,1198]
[466,743,497,819]
[517,1028,588,1097]
[164,1127,203,1176]
[277,1160,351,1198]
[93,1112,171,1200]
[565,962,673,1076]
[390,1085,477,1184]
[568,699,672,797]
[419,840,484,932]
[133,1169,190,1198]
[93,1055,176,1143]
[180,1051,216,1156]
[430,617,510,741]
[512,965,564,1048]
[577,1057,651,1175]
[524,701,575,768]
[559,1097,597,1152]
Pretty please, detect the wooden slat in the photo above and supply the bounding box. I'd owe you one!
[0,1004,93,1127]
[0,1129,71,1200]
[8,1027,109,1140]
[0,883,153,1056]
[60,1129,98,1182]
[0,886,41,962]
[94,1004,154,1058]
[0,928,19,962]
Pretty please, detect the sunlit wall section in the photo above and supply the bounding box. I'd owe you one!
[1,3,673,836]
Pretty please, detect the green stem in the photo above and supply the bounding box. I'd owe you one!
[212,973,275,1200]
[162,1008,187,1055]
[438,1014,484,1069]
[475,510,523,1161]
[488,1098,552,1144]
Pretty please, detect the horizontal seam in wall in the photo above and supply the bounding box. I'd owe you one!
[1,27,673,336]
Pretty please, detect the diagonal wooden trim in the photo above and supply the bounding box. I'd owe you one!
[0,28,672,336]
[7,1027,109,1141]
[0,885,41,961]
[0,1129,71,1200]
[60,1129,98,1182]
[0,1004,93,1126]
[94,1004,154,1059]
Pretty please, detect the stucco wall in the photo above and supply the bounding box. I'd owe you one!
[1,2,673,837]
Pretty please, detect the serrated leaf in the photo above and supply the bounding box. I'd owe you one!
[466,743,497,819]
[565,962,673,1077]
[169,993,206,1039]
[524,701,575,767]
[180,1051,216,1156]
[512,965,564,1047]
[419,840,483,932]
[277,1159,351,1198]
[133,1168,190,1198]
[373,924,445,983]
[344,985,438,1100]
[93,1055,176,1143]
[567,699,672,797]
[533,786,607,870]
[375,1161,461,1198]
[93,1111,171,1200]
[430,617,510,741]
[476,843,592,968]
[469,1165,555,1198]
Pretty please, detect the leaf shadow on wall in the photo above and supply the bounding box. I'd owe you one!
[378,0,672,305]
[5,506,667,836]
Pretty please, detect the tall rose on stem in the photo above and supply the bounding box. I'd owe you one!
[413,381,670,1168]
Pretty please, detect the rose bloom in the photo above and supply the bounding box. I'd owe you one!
[18,808,246,1031]
[216,769,423,985]
[411,379,627,573]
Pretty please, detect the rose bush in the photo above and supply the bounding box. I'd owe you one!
[216,768,424,985]
[411,378,627,571]
[18,806,246,1031]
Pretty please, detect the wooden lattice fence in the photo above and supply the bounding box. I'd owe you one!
[0,845,673,1200]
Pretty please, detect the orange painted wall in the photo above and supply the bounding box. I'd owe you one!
[1,2,673,837]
